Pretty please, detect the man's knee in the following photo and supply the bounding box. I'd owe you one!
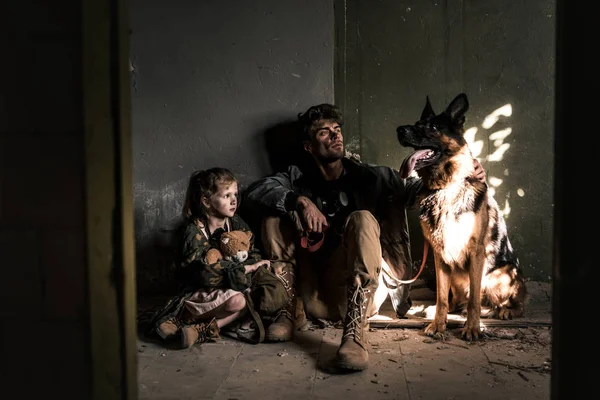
[345,210,379,230]
[261,214,298,261]
[343,210,381,243]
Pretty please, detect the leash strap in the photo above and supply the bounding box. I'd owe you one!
[382,240,429,285]
[299,225,329,252]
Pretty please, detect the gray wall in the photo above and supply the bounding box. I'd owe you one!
[131,0,334,293]
[132,0,555,293]
[337,0,555,282]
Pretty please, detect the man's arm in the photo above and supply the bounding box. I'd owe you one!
[243,170,296,215]
[243,166,328,233]
[243,164,320,217]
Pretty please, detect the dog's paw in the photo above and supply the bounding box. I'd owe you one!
[497,307,514,320]
[424,321,446,337]
[460,321,482,342]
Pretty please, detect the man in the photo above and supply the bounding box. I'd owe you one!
[243,104,486,371]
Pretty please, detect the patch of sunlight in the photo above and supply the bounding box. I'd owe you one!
[406,304,437,319]
[368,314,394,322]
[464,103,522,219]
[482,104,512,129]
[465,128,484,159]
[464,127,478,143]
[501,199,511,216]
[488,176,503,187]
[489,127,512,141]
[487,142,511,162]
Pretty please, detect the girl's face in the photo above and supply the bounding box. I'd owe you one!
[203,181,238,219]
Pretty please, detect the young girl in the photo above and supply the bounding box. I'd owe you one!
[149,167,269,348]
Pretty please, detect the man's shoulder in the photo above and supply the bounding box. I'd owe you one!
[343,157,398,178]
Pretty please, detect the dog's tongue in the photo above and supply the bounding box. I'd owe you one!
[399,149,430,179]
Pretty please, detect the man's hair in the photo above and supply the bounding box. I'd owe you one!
[297,103,344,141]
[182,167,236,222]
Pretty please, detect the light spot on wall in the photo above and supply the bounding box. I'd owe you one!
[464,103,520,218]
[489,177,503,187]
[501,199,511,216]
[482,104,512,129]
[487,142,511,162]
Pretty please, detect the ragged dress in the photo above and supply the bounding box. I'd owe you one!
[148,214,263,332]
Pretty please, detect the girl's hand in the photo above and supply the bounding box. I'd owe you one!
[244,260,270,274]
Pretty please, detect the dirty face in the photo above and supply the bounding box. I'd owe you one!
[203,181,238,219]
[304,119,344,163]
[396,94,469,179]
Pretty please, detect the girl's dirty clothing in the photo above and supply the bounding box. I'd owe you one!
[148,214,262,332]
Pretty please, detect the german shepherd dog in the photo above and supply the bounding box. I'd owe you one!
[396,93,527,340]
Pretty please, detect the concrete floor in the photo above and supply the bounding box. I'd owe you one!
[137,281,552,400]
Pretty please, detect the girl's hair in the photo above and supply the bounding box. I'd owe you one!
[182,167,237,222]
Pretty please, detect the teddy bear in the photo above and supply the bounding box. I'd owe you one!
[205,230,253,264]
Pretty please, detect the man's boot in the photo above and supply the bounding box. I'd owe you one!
[181,318,220,349]
[335,277,374,371]
[265,298,295,342]
[265,264,304,342]
[155,317,181,340]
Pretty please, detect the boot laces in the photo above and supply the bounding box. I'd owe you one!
[272,297,294,322]
[272,267,295,322]
[194,319,218,343]
[277,269,293,293]
[167,317,182,328]
[342,286,370,342]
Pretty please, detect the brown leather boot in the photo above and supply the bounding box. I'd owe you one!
[335,278,374,371]
[181,318,220,349]
[155,318,181,340]
[265,298,295,342]
[265,264,300,342]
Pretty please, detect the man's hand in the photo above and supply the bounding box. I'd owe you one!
[245,260,270,274]
[472,159,486,183]
[296,195,328,233]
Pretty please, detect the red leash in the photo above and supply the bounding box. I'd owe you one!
[391,240,429,285]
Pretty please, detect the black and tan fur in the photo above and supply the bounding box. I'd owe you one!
[396,93,527,340]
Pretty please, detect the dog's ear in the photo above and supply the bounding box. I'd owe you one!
[445,93,469,125]
[420,95,436,121]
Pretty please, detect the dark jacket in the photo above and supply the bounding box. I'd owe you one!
[243,157,423,281]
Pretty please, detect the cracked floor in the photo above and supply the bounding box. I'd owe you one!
[137,281,551,400]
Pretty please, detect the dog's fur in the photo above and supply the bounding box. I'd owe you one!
[396,93,527,340]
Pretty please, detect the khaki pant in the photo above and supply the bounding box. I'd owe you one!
[261,210,381,321]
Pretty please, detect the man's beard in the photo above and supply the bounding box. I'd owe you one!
[322,150,344,163]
